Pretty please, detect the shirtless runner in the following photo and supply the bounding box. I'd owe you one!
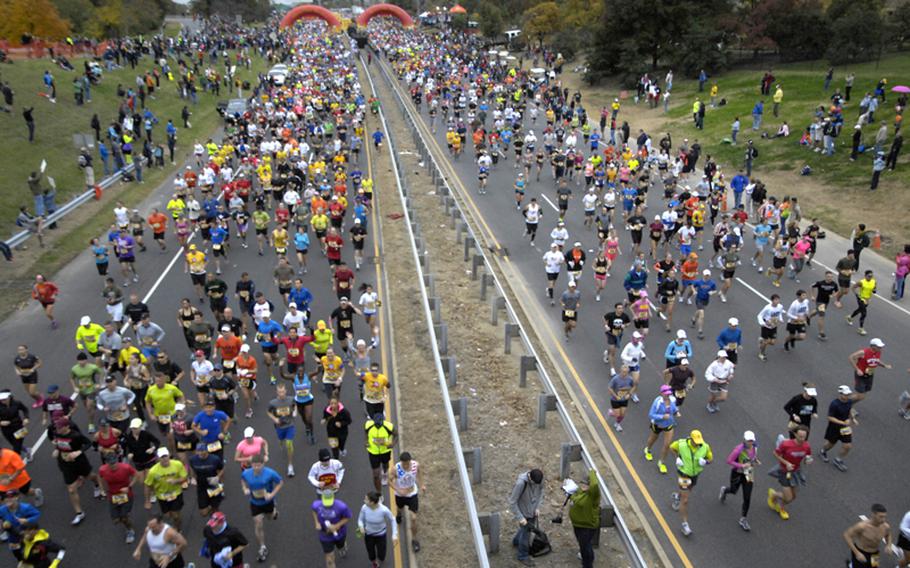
[843,503,891,568]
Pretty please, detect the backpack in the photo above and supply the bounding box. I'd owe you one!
[529,525,552,557]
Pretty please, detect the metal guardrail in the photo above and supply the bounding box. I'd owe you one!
[360,54,491,567]
[370,52,648,568]
[4,163,135,249]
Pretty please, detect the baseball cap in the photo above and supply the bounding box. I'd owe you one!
[321,492,335,506]
[129,418,143,429]
[174,403,186,412]
[870,338,884,348]
[104,375,116,383]
[207,511,226,527]
[659,384,673,395]
[189,244,197,250]
[632,331,642,339]
[194,349,205,357]
[340,296,349,302]
[196,442,209,452]
[743,430,756,442]
[240,344,250,353]
[728,317,739,326]
[80,315,91,326]
[676,330,687,339]
[356,339,366,348]
[838,385,853,395]
[243,427,255,438]
[0,391,11,400]
[717,350,728,357]
[354,218,362,224]
[46,384,59,394]
[157,447,170,458]
[573,241,582,247]
[804,386,818,397]
[689,429,704,445]
[288,302,297,309]
[317,320,327,330]
[221,325,231,332]
[680,358,689,365]
[702,269,711,275]
[318,448,332,461]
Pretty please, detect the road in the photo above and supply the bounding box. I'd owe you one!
[372,56,910,568]
[1,113,403,566]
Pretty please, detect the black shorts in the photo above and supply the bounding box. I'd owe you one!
[155,420,171,435]
[19,373,38,385]
[610,399,629,409]
[773,257,786,269]
[133,459,156,472]
[606,332,623,346]
[250,500,275,517]
[256,228,268,236]
[159,493,184,513]
[261,345,278,354]
[824,422,852,445]
[546,272,559,281]
[320,537,347,554]
[760,326,777,340]
[838,276,851,289]
[854,373,874,393]
[119,257,135,264]
[153,232,165,241]
[786,323,806,335]
[897,532,910,552]
[60,457,93,485]
[634,319,649,329]
[650,422,673,434]
[394,494,419,513]
[278,286,291,296]
[723,270,736,280]
[190,273,206,287]
[368,452,391,469]
[562,311,577,322]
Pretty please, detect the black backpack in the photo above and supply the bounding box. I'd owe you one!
[529,525,552,557]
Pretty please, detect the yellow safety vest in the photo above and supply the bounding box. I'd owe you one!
[365,420,394,455]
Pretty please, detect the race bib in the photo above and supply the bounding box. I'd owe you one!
[674,389,687,399]
[288,348,300,357]
[295,389,310,399]
[239,290,250,300]
[564,310,575,318]
[251,488,268,500]
[222,359,235,369]
[677,476,692,489]
[207,484,224,498]
[725,343,737,351]
[111,493,129,505]
[327,437,339,448]
[214,389,229,400]
[13,427,28,440]
[207,441,222,453]
[212,244,222,251]
[839,426,852,436]
[339,281,349,288]
[176,440,193,451]
[158,414,172,425]
[239,378,252,388]
[818,303,826,313]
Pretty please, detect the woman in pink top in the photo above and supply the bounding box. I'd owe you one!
[234,426,269,470]
[894,245,910,299]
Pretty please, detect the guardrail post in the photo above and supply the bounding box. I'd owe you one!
[479,273,494,300]
[504,323,520,354]
[451,206,461,230]
[423,274,435,297]
[464,236,475,261]
[435,323,448,355]
[428,297,441,324]
[477,512,501,554]
[451,397,468,431]
[438,183,449,197]
[471,255,484,281]
[456,220,466,243]
[442,355,457,387]
[419,252,430,273]
[463,447,482,484]
[559,442,583,480]
[536,393,558,428]
[520,356,537,388]
[491,296,505,326]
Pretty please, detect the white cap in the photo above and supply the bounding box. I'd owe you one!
[129,418,143,429]
[574,242,582,247]
[568,280,577,287]
[80,315,91,326]
[717,349,728,357]
[0,391,11,400]
[702,269,711,275]
[654,215,661,221]
[240,344,250,353]
[837,385,853,395]
[870,338,884,348]
[728,317,739,326]
[221,325,231,332]
[243,426,255,438]
[289,302,297,309]
[676,329,687,339]
[743,430,756,441]
[156,447,170,458]
[174,403,186,412]
[680,358,689,365]
[632,331,642,339]
[804,386,818,397]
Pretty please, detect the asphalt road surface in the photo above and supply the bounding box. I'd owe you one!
[374,57,910,568]
[1,138,403,566]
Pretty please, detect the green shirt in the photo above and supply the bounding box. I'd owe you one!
[569,470,601,529]
[253,210,270,230]
[145,460,187,500]
[71,363,101,394]
[144,383,183,417]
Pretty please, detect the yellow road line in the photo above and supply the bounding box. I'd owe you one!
[383,60,693,568]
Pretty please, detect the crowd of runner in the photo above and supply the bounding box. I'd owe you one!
[3,21,424,568]
[365,20,910,568]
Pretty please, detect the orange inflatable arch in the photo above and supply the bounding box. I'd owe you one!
[355,3,414,27]
[279,5,342,29]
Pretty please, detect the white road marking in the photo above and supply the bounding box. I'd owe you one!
[540,194,559,212]
[736,277,771,303]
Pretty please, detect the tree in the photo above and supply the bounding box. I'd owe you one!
[825,1,884,63]
[523,2,562,47]
[0,0,70,43]
[52,0,95,35]
[476,3,504,38]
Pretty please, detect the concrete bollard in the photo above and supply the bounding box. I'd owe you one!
[536,393,558,428]
[463,447,482,484]
[491,296,506,326]
[478,512,501,555]
[504,323,520,354]
[519,356,537,388]
[559,442,583,480]
[480,273,494,301]
[471,254,484,281]
[441,355,457,387]
[435,322,448,355]
[451,397,468,431]
[464,236,475,262]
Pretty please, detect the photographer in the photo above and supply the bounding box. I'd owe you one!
[569,470,600,568]
[508,468,544,567]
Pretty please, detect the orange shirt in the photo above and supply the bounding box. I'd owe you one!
[215,335,242,361]
[681,260,699,280]
[147,212,168,234]
[0,448,30,491]
[311,196,327,215]
[236,353,257,379]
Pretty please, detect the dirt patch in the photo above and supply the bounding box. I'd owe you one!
[371,64,628,566]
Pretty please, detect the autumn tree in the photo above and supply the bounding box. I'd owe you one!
[0,0,71,43]
[523,2,562,47]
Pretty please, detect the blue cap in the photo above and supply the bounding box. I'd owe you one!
[46,384,59,393]
[196,443,209,452]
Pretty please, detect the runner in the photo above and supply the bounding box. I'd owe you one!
[183,244,208,303]
[849,338,891,407]
[30,275,59,329]
[783,383,819,437]
[607,366,634,431]
[13,344,44,408]
[143,374,183,446]
[322,396,352,460]
[146,208,168,252]
[120,417,160,509]
[690,269,717,339]
[843,504,891,568]
[389,451,424,553]
[201,511,248,568]
[644,385,678,474]
[47,417,103,525]
[705,350,735,413]
[364,412,396,492]
[603,303,631,374]
[846,270,877,335]
[619,331,646,403]
[819,385,857,472]
[266,385,297,477]
[757,294,785,361]
[0,390,31,459]
[834,249,858,308]
[255,311,284,386]
[656,269,680,331]
[783,290,810,352]
[357,490,398,568]
[663,359,695,412]
[543,243,565,306]
[810,271,839,340]
[192,398,231,460]
[240,454,283,563]
[718,431,760,531]
[132,514,188,568]
[768,425,812,520]
[670,429,712,536]
[97,452,138,543]
[144,447,188,528]
[312,492,352,568]
[560,281,581,340]
[0,445,43,504]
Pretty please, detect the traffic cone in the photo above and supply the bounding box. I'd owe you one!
[872,234,882,249]
[93,184,102,200]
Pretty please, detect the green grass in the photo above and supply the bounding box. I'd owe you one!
[662,52,910,187]
[163,21,182,38]
[0,52,268,240]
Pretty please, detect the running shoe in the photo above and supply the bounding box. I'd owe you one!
[658,461,667,474]
[681,521,691,536]
[643,447,653,461]
[71,511,86,525]
[719,486,727,503]
[671,492,680,511]
[739,517,751,531]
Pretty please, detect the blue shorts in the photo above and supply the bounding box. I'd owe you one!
[680,244,692,257]
[622,200,634,212]
[275,425,296,441]
[628,365,640,373]
[682,279,695,288]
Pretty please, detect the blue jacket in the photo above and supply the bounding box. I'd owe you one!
[288,286,313,310]
[716,327,743,350]
[624,269,647,291]
[648,396,677,428]
[0,501,41,535]
[664,340,692,362]
[731,174,747,193]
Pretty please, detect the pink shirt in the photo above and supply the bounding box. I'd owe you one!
[236,436,266,466]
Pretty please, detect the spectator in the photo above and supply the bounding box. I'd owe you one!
[22,106,35,142]
[508,468,545,566]
[870,152,886,190]
[774,122,790,138]
[569,470,600,568]
[773,85,783,117]
[886,132,903,171]
[850,125,863,162]
[78,147,95,191]
[874,121,888,155]
[751,100,764,131]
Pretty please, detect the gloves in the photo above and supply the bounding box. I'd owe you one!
[675,457,684,468]
[698,458,707,466]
